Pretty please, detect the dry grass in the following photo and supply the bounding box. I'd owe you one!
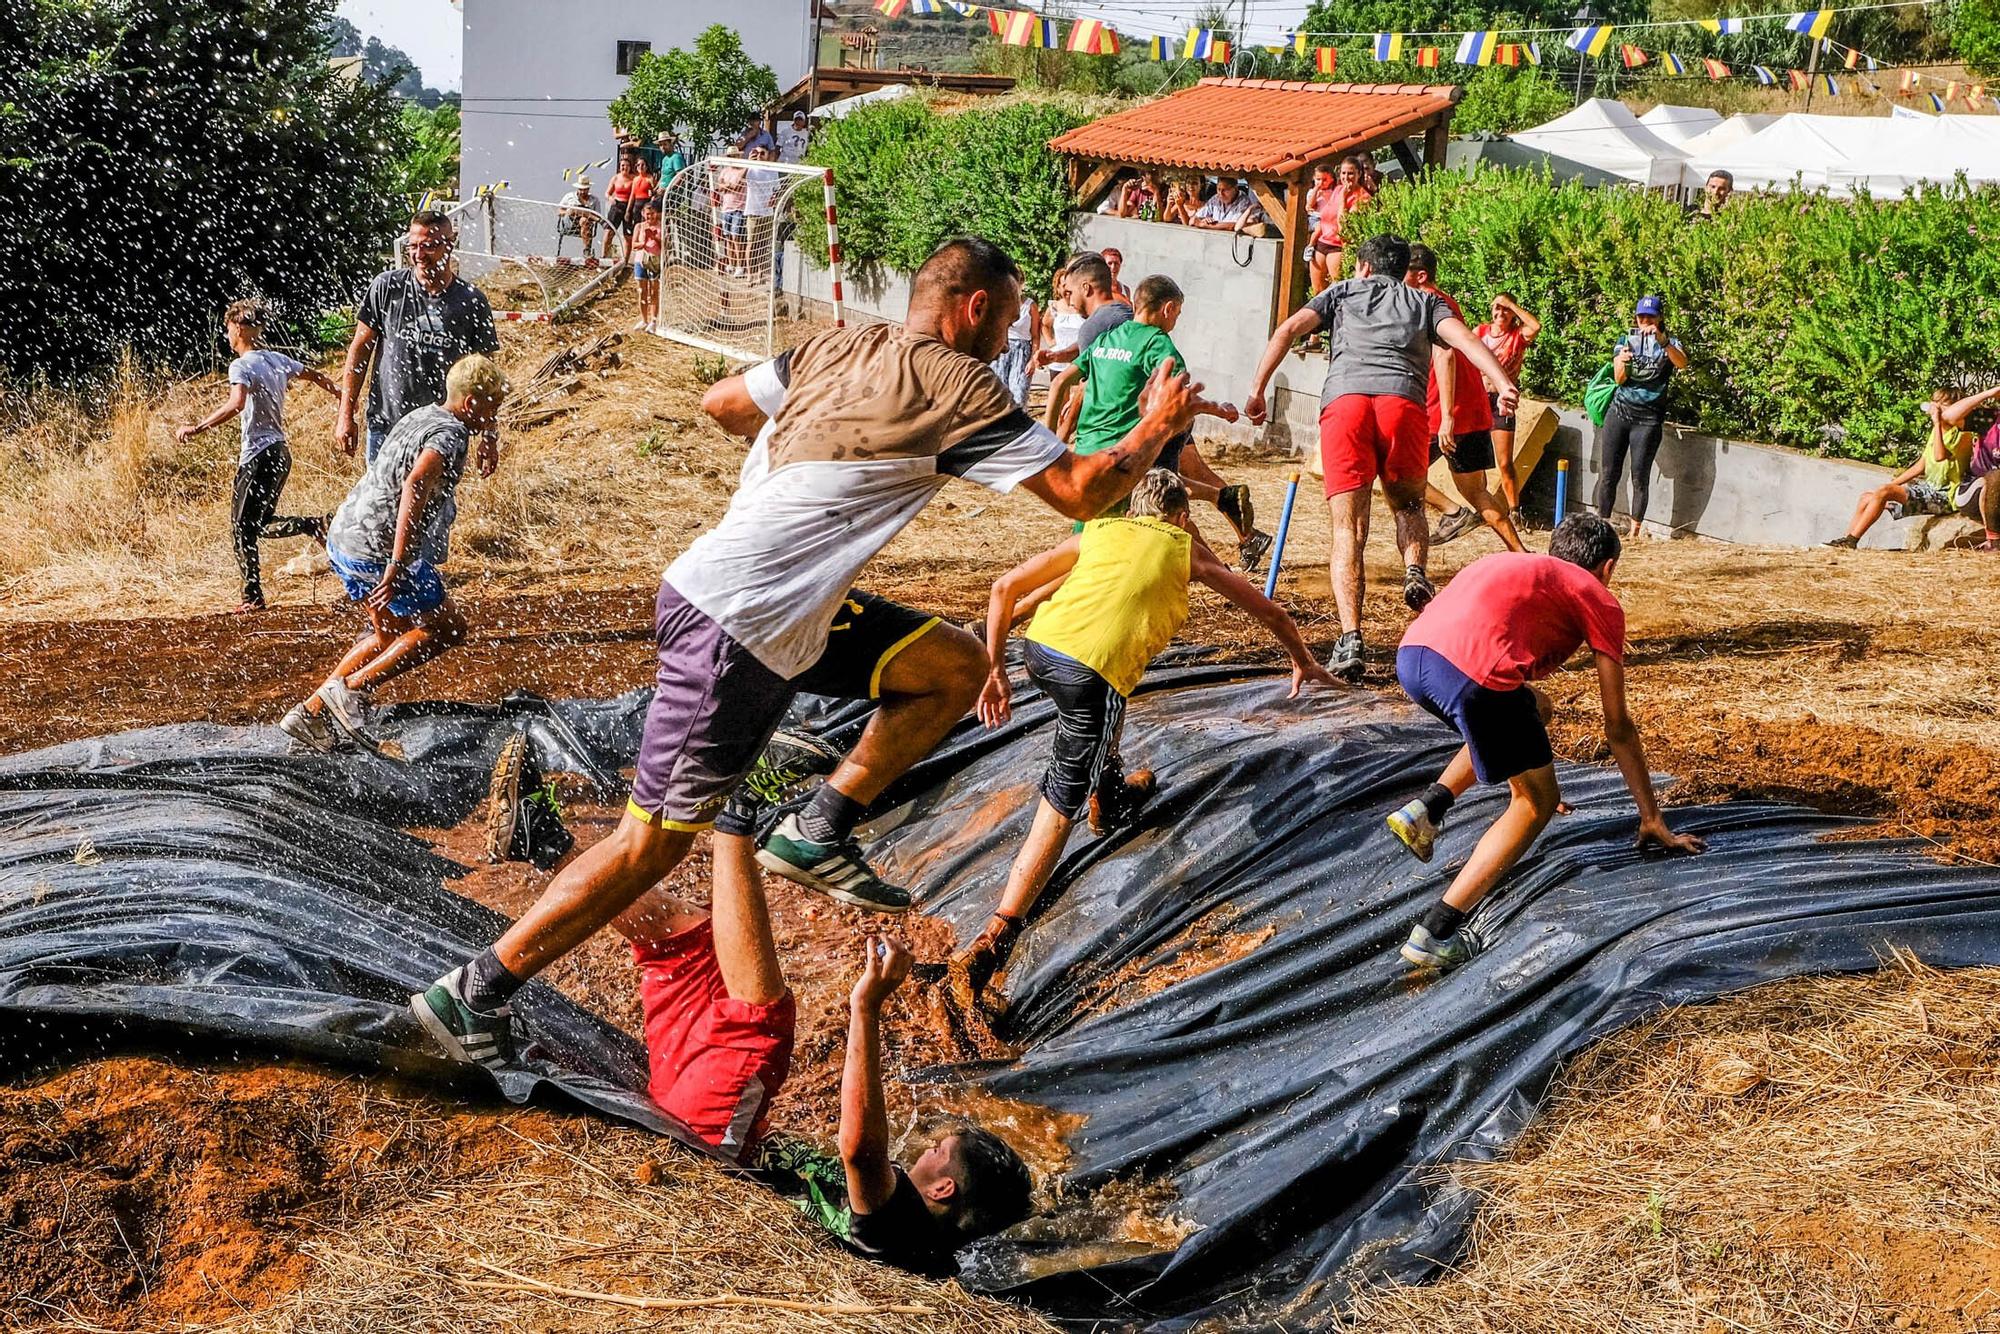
[1348,953,2000,1334]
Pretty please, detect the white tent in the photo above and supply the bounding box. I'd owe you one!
[1510,99,1691,189]
[1688,112,2000,196]
[809,83,917,120]
[1677,113,1778,161]
[1638,104,1724,147]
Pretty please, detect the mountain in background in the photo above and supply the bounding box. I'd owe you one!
[328,15,456,107]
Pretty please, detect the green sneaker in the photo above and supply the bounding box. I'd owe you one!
[1385,798,1440,864]
[1400,924,1475,971]
[756,812,912,913]
[410,966,514,1069]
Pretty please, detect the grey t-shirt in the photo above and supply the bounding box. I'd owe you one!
[356,269,500,434]
[328,404,471,566]
[227,349,304,462]
[1071,300,1133,354]
[1307,277,1453,408]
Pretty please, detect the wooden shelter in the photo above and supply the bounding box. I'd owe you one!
[1049,79,1462,328]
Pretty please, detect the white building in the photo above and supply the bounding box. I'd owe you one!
[459,0,814,208]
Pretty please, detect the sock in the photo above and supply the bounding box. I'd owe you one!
[462,947,523,1013]
[1419,782,1456,826]
[798,784,866,844]
[1419,901,1467,941]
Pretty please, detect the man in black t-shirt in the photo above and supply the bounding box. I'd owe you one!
[337,210,501,466]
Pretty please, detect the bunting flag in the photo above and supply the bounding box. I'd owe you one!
[1787,10,1833,38]
[1290,29,1310,54]
[1898,68,1917,93]
[1525,41,1543,65]
[944,1,980,12]
[1843,44,1859,68]
[874,0,907,14]
[1662,52,1686,74]
[1212,38,1232,63]
[1704,57,1732,78]
[1373,32,1404,61]
[1822,72,1840,94]
[1621,43,1649,67]
[1495,42,1521,66]
[1947,78,1960,101]
[1863,77,1881,93]
[1787,67,1809,89]
[1066,18,1118,54]
[1183,26,1217,59]
[1972,83,1988,104]
[1415,45,1440,67]
[1143,33,1171,60]
[1567,25,1612,56]
[1315,45,1339,73]
[1699,17,1746,33]
[1866,53,1879,70]
[1001,10,1055,46]
[1929,91,1947,112]
[984,8,1004,34]
[1752,64,1777,83]
[1456,30,1498,65]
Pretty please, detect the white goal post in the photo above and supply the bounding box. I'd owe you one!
[428,191,623,322]
[651,157,845,361]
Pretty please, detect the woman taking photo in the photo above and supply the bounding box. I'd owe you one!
[1593,295,1689,538]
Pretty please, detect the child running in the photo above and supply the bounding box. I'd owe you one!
[177,299,338,613]
[632,199,664,333]
[953,469,1335,1005]
[1383,512,1705,971]
[1826,385,2000,547]
[1072,273,1273,569]
[277,354,508,750]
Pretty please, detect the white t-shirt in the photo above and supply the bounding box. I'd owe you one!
[227,349,305,462]
[1194,189,1261,226]
[778,124,809,163]
[745,168,783,217]
[666,328,1068,678]
[1006,298,1037,345]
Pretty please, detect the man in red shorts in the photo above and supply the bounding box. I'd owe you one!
[1245,233,1518,682]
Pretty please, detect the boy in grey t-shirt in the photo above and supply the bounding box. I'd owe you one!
[1244,234,1518,682]
[279,354,509,752]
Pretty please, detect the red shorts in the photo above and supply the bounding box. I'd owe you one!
[634,919,795,1162]
[1319,393,1429,497]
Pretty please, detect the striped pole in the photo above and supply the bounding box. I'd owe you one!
[822,167,844,329]
[1263,471,1302,599]
[1554,458,1570,525]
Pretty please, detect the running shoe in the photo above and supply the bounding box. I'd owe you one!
[1509,508,1529,534]
[1403,566,1438,613]
[410,966,514,1069]
[482,732,577,869]
[757,813,912,913]
[1430,506,1480,546]
[278,702,337,753]
[718,729,845,838]
[1385,798,1440,864]
[1238,528,1274,575]
[1217,484,1255,536]
[1087,768,1158,837]
[315,678,373,746]
[1327,631,1365,684]
[1823,535,1860,549]
[1400,924,1475,971]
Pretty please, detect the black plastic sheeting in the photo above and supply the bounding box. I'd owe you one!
[3,665,1997,1332]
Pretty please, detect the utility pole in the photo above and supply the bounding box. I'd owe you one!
[1572,5,1594,105]
[1234,0,1251,76]
[807,0,823,112]
[1803,33,1824,110]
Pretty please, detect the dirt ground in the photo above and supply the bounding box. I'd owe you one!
[6,282,2000,1332]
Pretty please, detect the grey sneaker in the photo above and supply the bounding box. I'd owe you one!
[1403,566,1438,613]
[315,678,373,745]
[1385,798,1440,864]
[1238,528,1274,575]
[1327,631,1365,683]
[410,966,514,1068]
[756,812,912,913]
[1824,535,1860,549]
[1401,924,1475,971]
[1430,506,1480,546]
[278,702,338,753]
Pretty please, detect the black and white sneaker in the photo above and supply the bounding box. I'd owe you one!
[278,702,338,753]
[1430,506,1480,546]
[1327,631,1365,684]
[1238,528,1274,575]
[315,678,373,746]
[1403,566,1438,613]
[410,966,514,1069]
[716,729,845,839]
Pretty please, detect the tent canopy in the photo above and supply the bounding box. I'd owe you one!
[1509,97,1689,188]
[1688,112,2000,195]
[1638,104,1724,147]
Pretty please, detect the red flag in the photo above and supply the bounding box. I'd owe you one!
[1495,43,1520,66]
[1314,46,1338,74]
[1703,57,1731,79]
[1620,43,1648,67]
[1788,68,1808,90]
[1415,46,1439,67]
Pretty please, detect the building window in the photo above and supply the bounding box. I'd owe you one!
[615,40,651,75]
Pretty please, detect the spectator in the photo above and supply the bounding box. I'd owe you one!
[1593,296,1690,539]
[991,288,1039,408]
[1034,253,1132,437]
[778,111,810,164]
[738,117,776,157]
[336,210,501,466]
[1189,178,1265,232]
[1306,157,1372,295]
[713,157,750,276]
[1689,169,1733,222]
[744,145,783,278]
[1102,247,1132,304]
[605,151,640,260]
[1159,178,1199,226]
[632,199,664,333]
[1112,173,1162,220]
[556,175,601,258]
[1470,292,1542,532]
[1827,387,2000,547]
[657,131,689,189]
[1962,418,2000,551]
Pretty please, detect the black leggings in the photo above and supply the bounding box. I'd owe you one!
[1025,641,1127,820]
[1593,402,1666,526]
[231,445,321,603]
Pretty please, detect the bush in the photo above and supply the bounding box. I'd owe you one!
[797,97,1087,298]
[1346,170,2000,462]
[1451,68,1576,135]
[392,102,460,209]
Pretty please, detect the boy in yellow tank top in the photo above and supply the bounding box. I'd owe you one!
[1826,385,2000,547]
[952,470,1336,1008]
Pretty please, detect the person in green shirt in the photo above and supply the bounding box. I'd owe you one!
[1073,273,1275,569]
[655,130,688,188]
[1826,385,2000,548]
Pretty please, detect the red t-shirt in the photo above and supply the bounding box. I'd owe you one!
[1402,552,1626,690]
[1422,290,1493,434]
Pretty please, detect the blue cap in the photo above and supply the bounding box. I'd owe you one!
[1634,295,1664,316]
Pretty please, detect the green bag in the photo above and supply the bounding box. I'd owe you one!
[1582,362,1619,427]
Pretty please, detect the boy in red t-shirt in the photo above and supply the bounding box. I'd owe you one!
[1385,512,1705,969]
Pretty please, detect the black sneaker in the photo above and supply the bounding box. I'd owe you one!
[757,812,912,913]
[1404,566,1437,613]
[1824,535,1860,549]
[1327,631,1365,683]
[1238,528,1274,576]
[717,729,845,839]
[1217,483,1255,535]
[484,732,575,870]
[1430,506,1479,546]
[410,966,514,1069]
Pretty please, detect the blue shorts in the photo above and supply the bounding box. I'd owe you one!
[1396,645,1552,785]
[328,545,448,619]
[720,210,747,240]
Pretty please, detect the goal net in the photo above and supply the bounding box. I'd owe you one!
[653,157,842,361]
[428,192,621,323]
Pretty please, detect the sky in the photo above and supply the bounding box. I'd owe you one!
[339,0,462,91]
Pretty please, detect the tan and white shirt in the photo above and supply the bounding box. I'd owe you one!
[665,324,1067,678]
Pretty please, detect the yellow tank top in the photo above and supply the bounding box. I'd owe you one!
[1026,515,1191,697]
[1922,419,1972,493]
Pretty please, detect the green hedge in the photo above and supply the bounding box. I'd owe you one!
[796,97,1087,299]
[1346,171,2000,463]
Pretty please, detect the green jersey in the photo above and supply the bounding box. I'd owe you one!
[1074,319,1184,457]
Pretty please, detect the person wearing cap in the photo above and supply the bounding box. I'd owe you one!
[657,131,689,189]
[1593,296,1689,539]
[557,175,601,256]
[778,112,810,164]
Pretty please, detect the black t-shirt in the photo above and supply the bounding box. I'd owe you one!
[357,269,500,434]
[848,1168,959,1278]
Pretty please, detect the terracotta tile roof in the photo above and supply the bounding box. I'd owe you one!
[1049,79,1461,177]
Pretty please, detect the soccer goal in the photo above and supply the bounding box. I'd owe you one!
[652,157,844,361]
[429,191,622,323]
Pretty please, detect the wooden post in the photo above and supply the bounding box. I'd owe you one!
[1251,174,1310,334]
[1423,115,1449,172]
[1072,161,1124,213]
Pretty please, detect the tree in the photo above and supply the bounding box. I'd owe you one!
[606,26,779,157]
[0,0,412,381]
[1949,0,2000,74]
[329,15,448,106]
[393,102,461,207]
